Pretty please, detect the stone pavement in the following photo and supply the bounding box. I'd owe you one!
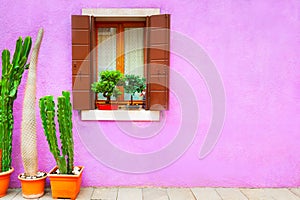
[1,187,300,200]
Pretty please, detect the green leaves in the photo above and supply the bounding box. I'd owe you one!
[123,74,146,105]
[123,74,146,96]
[91,70,124,103]
[91,70,146,105]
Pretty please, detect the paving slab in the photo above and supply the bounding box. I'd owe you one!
[143,188,168,200]
[2,187,300,200]
[1,189,21,200]
[263,188,300,200]
[290,188,300,198]
[216,188,248,200]
[91,187,118,200]
[77,187,94,200]
[39,191,53,200]
[191,188,222,200]
[241,188,274,200]
[118,188,142,200]
[167,188,195,200]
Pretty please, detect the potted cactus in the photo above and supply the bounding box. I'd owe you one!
[18,28,47,199]
[91,70,123,110]
[0,36,32,197]
[123,74,146,109]
[39,91,84,200]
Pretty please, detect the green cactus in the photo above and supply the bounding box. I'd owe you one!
[0,37,32,172]
[39,91,74,174]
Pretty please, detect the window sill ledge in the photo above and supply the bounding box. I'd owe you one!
[81,110,160,121]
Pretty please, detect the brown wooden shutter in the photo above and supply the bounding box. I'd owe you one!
[72,15,94,110]
[145,14,170,110]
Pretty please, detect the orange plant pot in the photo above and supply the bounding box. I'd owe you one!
[48,166,84,200]
[0,168,14,197]
[18,173,47,199]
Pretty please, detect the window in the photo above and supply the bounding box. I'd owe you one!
[72,14,170,111]
[96,21,145,103]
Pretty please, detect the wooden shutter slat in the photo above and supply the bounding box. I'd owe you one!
[72,91,92,109]
[72,15,93,110]
[72,60,90,75]
[146,14,170,111]
[72,30,90,44]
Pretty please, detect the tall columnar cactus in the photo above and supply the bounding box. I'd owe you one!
[39,91,74,174]
[0,37,32,172]
[21,28,44,177]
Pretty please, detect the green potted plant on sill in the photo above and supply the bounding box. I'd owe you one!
[123,74,146,109]
[0,36,32,198]
[18,28,47,199]
[91,70,123,110]
[39,91,84,200]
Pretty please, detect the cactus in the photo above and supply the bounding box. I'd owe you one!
[21,28,44,177]
[39,91,74,174]
[0,37,32,172]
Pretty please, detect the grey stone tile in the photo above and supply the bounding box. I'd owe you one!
[241,188,274,200]
[167,188,195,200]
[77,187,94,200]
[91,187,118,200]
[38,187,52,200]
[118,188,142,200]
[191,188,221,200]
[263,188,300,200]
[1,189,21,200]
[216,188,248,200]
[143,188,168,200]
[290,188,300,198]
[11,190,23,200]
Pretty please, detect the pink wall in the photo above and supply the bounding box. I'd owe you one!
[0,0,299,188]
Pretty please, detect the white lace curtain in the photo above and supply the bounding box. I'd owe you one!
[97,27,144,100]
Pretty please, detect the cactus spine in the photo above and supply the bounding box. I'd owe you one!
[21,28,44,177]
[39,91,74,174]
[0,37,32,172]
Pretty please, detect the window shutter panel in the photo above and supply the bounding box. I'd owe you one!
[146,14,170,110]
[72,15,94,110]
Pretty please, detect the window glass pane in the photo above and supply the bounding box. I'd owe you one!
[97,28,117,100]
[124,28,144,101]
[98,28,117,71]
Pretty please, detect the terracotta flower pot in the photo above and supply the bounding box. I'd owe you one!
[0,168,14,197]
[48,166,84,200]
[18,173,47,199]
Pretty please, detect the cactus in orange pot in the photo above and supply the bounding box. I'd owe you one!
[0,36,32,198]
[39,91,74,174]
[18,28,47,199]
[39,91,83,200]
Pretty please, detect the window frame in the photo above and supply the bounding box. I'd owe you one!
[95,21,146,105]
[71,13,170,112]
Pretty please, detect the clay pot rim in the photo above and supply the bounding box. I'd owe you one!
[47,166,84,178]
[18,172,47,181]
[0,167,14,176]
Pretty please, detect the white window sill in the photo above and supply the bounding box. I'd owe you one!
[81,110,160,121]
[82,8,160,17]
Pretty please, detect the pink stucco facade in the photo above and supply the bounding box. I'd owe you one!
[0,0,299,188]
